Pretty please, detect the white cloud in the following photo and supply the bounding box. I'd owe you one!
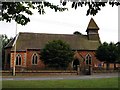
[0,3,118,43]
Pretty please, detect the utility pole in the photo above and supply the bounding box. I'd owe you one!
[13,22,17,76]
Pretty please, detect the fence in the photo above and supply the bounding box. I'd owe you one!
[1,70,77,76]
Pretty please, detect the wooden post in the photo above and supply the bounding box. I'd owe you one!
[13,22,17,76]
[77,65,80,75]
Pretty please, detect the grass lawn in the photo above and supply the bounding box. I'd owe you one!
[2,77,119,88]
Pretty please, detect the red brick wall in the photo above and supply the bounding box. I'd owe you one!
[26,50,45,70]
[10,50,101,70]
[77,50,101,67]
[11,51,26,69]
[10,50,45,70]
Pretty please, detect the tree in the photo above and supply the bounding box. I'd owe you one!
[61,0,120,16]
[1,1,67,25]
[108,42,118,69]
[1,34,13,69]
[40,40,74,70]
[116,42,120,63]
[95,42,118,70]
[1,0,120,25]
[73,31,82,35]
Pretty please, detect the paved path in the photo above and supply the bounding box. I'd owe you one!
[1,73,119,81]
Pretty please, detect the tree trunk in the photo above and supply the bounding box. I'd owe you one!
[106,63,109,70]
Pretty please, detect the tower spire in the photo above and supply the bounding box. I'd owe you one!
[86,18,100,40]
[86,18,99,32]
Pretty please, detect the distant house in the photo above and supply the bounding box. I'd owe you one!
[4,18,102,71]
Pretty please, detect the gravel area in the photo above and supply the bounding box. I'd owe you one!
[1,73,119,81]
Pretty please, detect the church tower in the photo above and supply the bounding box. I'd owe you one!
[86,18,100,40]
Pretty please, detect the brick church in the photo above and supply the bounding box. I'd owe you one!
[4,18,102,71]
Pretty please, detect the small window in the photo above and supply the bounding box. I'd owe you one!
[32,53,38,65]
[85,54,92,65]
[16,54,22,66]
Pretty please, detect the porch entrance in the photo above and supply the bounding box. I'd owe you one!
[73,59,80,71]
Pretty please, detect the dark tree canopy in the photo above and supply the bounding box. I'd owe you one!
[96,42,118,63]
[0,0,119,25]
[61,0,120,16]
[95,42,118,70]
[40,40,74,70]
[73,31,82,35]
[116,42,120,63]
[1,1,67,25]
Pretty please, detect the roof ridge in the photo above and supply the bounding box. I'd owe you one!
[18,32,84,36]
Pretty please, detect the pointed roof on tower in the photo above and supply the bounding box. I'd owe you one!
[86,18,99,32]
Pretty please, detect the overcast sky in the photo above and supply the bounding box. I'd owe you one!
[0,2,118,43]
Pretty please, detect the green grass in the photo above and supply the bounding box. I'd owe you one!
[2,77,119,88]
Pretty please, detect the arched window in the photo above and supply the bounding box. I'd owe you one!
[32,53,38,65]
[85,54,92,65]
[16,54,22,66]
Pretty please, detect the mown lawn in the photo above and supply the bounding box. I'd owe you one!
[2,77,119,88]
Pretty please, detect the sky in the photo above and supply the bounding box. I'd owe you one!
[0,1,118,43]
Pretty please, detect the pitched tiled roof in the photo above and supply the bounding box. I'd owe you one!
[6,32,101,51]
